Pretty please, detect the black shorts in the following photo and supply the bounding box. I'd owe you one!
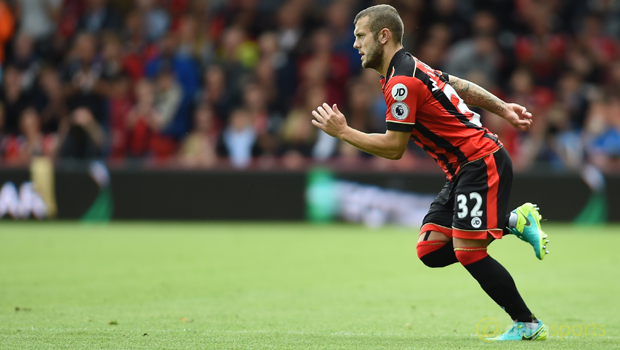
[421,147,513,240]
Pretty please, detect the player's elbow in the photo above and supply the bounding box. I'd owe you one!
[390,152,403,160]
[383,131,410,160]
[386,148,406,160]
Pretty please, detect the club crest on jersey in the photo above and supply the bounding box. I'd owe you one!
[391,83,408,101]
[391,102,409,120]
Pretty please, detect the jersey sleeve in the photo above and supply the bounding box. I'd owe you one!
[438,70,449,82]
[384,75,425,132]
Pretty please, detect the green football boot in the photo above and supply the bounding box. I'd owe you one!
[508,203,548,260]
[493,320,547,341]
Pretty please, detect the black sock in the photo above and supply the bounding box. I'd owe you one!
[419,240,459,268]
[503,214,512,236]
[463,255,536,322]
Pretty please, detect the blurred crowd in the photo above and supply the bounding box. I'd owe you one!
[1,0,620,172]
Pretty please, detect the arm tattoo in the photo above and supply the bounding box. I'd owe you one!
[449,76,506,116]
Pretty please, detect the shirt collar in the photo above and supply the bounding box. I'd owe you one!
[380,48,407,88]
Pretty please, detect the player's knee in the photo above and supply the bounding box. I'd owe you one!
[454,247,489,266]
[417,240,448,268]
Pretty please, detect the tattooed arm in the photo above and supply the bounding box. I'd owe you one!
[448,75,506,115]
[449,75,533,131]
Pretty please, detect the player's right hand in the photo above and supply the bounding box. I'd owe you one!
[312,103,347,139]
[503,103,533,131]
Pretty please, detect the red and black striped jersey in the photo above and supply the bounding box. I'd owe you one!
[381,49,502,181]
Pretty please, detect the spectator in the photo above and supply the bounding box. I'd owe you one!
[500,67,554,170]
[78,0,123,35]
[32,66,68,133]
[4,108,56,164]
[218,108,259,169]
[583,96,620,172]
[136,0,171,42]
[125,74,177,162]
[146,32,199,138]
[217,25,260,96]
[55,0,85,40]
[107,75,133,159]
[165,0,191,30]
[177,14,215,67]
[8,32,40,91]
[443,11,501,84]
[253,59,278,110]
[13,0,59,55]
[56,107,106,159]
[421,0,469,43]
[326,0,359,75]
[296,28,349,109]
[444,32,500,83]
[592,0,620,40]
[257,31,295,112]
[178,103,219,168]
[279,85,322,165]
[195,64,233,126]
[514,2,567,86]
[415,23,452,69]
[565,46,602,84]
[125,78,160,158]
[120,10,152,83]
[539,71,592,170]
[396,0,425,52]
[98,34,129,96]
[61,33,106,123]
[0,65,32,135]
[242,80,281,155]
[555,71,591,131]
[415,41,443,71]
[345,78,380,134]
[577,13,619,70]
[154,62,182,133]
[507,67,555,118]
[276,1,305,55]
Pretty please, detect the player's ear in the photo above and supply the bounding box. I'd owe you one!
[380,28,390,44]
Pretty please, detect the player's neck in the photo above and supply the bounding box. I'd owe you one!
[378,45,404,78]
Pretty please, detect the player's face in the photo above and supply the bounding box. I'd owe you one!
[353,17,383,70]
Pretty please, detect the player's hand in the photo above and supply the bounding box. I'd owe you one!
[502,103,533,131]
[311,103,347,138]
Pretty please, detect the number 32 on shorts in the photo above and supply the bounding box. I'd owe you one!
[456,192,483,219]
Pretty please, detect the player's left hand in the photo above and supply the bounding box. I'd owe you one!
[502,103,533,131]
[311,103,347,138]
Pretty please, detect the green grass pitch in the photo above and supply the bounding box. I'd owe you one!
[0,222,619,349]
